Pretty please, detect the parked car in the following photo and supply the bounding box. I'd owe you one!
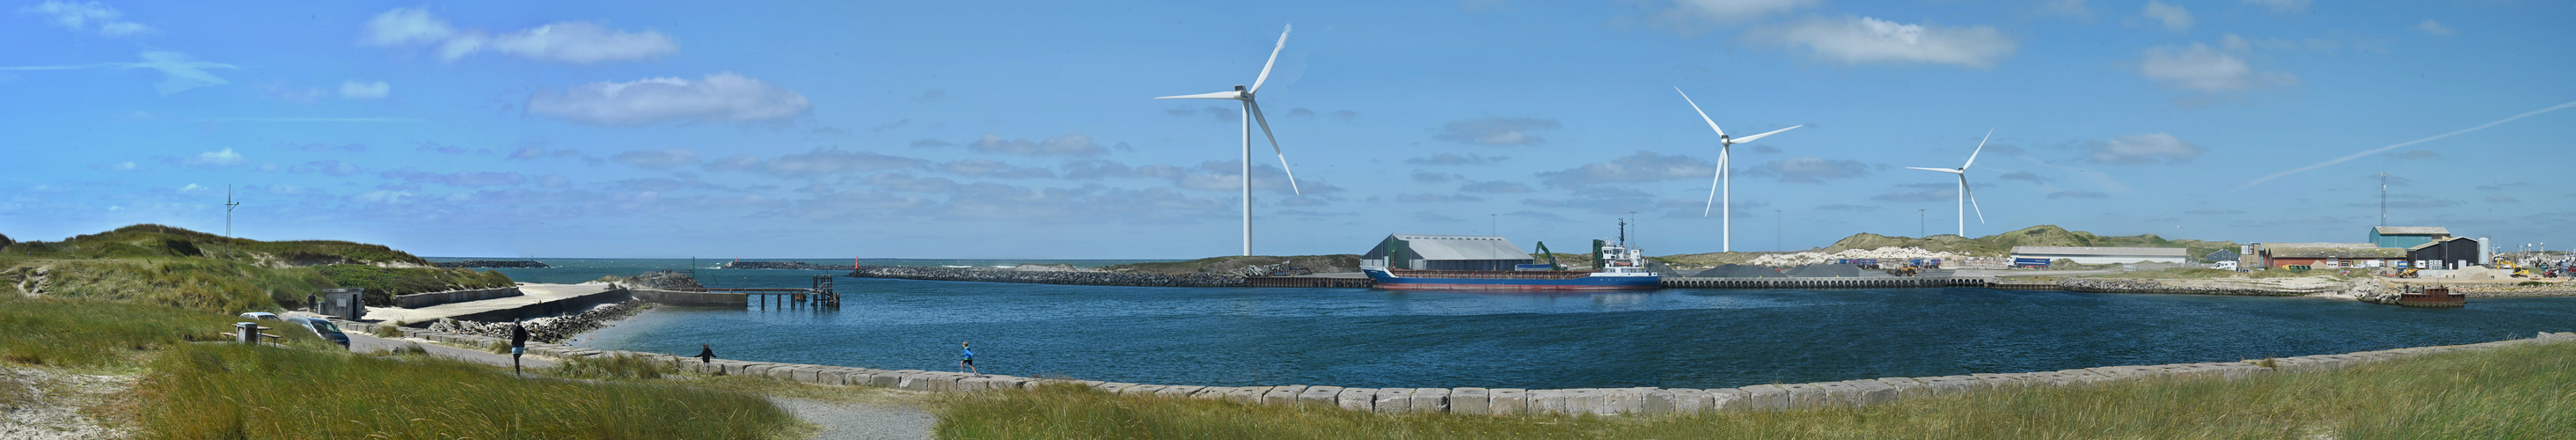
[285,317,350,348]
[238,312,281,321]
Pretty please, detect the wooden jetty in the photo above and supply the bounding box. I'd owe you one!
[655,275,841,309]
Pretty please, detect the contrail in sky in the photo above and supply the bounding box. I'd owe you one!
[2228,99,2576,193]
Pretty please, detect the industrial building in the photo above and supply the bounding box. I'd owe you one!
[2009,246,2190,264]
[2260,246,2407,268]
[2407,237,2488,270]
[2368,226,2451,248]
[1360,234,1533,271]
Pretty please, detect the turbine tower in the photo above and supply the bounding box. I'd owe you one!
[1157,25,1304,256]
[1675,87,1802,253]
[1905,130,1994,237]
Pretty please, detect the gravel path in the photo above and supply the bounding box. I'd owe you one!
[768,397,935,440]
[0,367,132,440]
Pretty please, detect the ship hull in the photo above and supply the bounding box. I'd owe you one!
[1363,268,1661,291]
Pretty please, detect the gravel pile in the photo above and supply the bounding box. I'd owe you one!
[1694,264,1784,278]
[848,266,1244,287]
[1747,246,1968,268]
[427,299,649,344]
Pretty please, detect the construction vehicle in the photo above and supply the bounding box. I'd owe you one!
[1887,266,1921,276]
[1530,242,1564,271]
[2389,268,2419,278]
[2492,258,2535,278]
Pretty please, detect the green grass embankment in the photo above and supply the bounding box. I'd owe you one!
[312,264,514,305]
[0,258,337,314]
[1,224,514,311]
[0,295,809,439]
[934,340,2575,438]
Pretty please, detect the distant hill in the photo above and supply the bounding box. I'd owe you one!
[4,224,429,267]
[1658,225,2239,267]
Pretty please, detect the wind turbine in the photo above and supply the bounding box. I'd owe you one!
[1906,129,1993,237]
[1675,87,1802,253]
[1157,25,1303,256]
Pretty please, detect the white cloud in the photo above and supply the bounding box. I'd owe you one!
[2240,0,2308,13]
[611,149,702,169]
[18,1,154,37]
[2083,133,2204,165]
[1535,150,1716,187]
[106,161,139,171]
[961,134,1114,156]
[1435,117,1561,145]
[1741,157,1873,183]
[2417,19,2455,36]
[1651,0,1817,33]
[1751,17,2017,69]
[2142,1,2192,32]
[362,8,676,63]
[2137,42,2295,92]
[526,72,810,125]
[339,80,390,99]
[0,51,236,94]
[2043,0,2093,19]
[184,148,245,166]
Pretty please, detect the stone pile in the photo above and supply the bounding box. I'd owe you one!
[848,266,1245,287]
[337,318,2576,418]
[2059,278,2333,297]
[425,299,648,344]
[432,260,551,268]
[1747,246,1968,268]
[719,261,855,270]
[617,270,705,290]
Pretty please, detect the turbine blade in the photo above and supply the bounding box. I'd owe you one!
[1963,175,1987,224]
[1905,166,1963,173]
[1703,152,1726,216]
[1248,100,1299,194]
[1250,25,1292,93]
[1156,91,1240,99]
[1674,87,1725,138]
[1728,124,1804,144]
[1964,128,1991,169]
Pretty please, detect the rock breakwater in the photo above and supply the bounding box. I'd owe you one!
[846,266,1247,287]
[432,260,550,268]
[426,299,648,343]
[720,260,855,270]
[2059,278,2331,297]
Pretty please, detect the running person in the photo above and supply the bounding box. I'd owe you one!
[959,341,978,375]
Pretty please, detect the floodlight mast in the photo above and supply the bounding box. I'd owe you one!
[224,184,241,260]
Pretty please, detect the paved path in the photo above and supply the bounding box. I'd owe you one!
[348,334,558,371]
[362,282,619,324]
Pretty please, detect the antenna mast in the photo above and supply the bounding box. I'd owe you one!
[224,184,241,260]
[2379,172,2388,227]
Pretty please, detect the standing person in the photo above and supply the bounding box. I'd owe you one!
[509,319,531,375]
[697,343,715,366]
[959,341,978,375]
[307,293,318,312]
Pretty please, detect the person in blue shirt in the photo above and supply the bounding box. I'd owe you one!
[959,341,978,375]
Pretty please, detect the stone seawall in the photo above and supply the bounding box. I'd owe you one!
[392,287,523,309]
[2058,278,2332,297]
[846,266,1247,288]
[330,318,2571,417]
[629,287,750,306]
[721,261,854,270]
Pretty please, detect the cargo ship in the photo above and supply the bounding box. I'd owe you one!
[1359,223,1662,291]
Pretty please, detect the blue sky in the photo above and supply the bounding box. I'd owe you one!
[4,0,2571,259]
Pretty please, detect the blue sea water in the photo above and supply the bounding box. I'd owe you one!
[430,258,2576,390]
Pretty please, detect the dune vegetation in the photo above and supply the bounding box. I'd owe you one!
[0,224,511,312]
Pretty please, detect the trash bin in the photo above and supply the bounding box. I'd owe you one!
[236,322,259,344]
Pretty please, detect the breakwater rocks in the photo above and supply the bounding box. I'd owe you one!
[847,266,1247,287]
[337,319,2574,417]
[610,270,705,290]
[720,260,854,270]
[2058,278,2333,297]
[433,260,551,268]
[424,299,648,344]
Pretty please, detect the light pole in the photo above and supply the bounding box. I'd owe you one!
[1918,209,1926,237]
[1490,214,1497,237]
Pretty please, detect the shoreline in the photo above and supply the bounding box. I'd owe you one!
[346,318,2576,416]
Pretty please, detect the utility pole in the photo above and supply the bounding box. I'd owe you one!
[1919,209,1927,238]
[1489,213,1497,237]
[1775,209,1782,252]
[223,184,241,260]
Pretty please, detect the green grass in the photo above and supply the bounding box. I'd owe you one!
[934,341,2576,438]
[140,342,808,439]
[549,353,679,381]
[0,296,330,371]
[312,264,514,306]
[0,224,427,265]
[0,258,340,313]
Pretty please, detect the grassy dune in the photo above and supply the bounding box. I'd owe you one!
[934,340,2574,438]
[0,224,513,312]
[142,343,804,439]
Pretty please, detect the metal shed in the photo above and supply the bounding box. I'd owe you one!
[2407,237,2484,270]
[1361,234,1533,271]
[2369,226,2451,249]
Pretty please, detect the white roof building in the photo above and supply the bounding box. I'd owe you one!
[1361,234,1533,271]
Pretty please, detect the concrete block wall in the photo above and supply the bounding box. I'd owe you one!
[334,319,2572,419]
[391,287,525,309]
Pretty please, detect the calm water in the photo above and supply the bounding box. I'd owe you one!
[435,258,2576,390]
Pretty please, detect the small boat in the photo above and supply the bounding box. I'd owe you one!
[1362,222,1661,291]
[2397,285,2465,308]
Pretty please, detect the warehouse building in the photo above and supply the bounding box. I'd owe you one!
[2407,237,2488,270]
[2261,246,2407,268]
[2009,246,2190,264]
[2368,226,2451,248]
[1360,234,1533,271]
